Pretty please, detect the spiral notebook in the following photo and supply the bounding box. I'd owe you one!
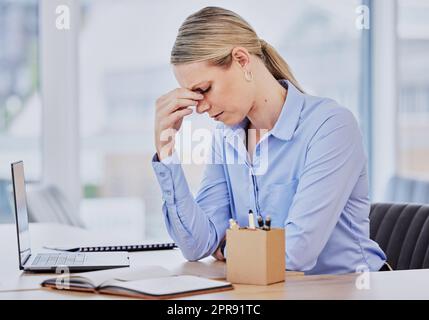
[44,242,177,253]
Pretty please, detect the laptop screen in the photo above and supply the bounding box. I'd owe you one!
[11,161,31,268]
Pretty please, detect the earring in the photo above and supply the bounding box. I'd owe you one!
[244,70,253,82]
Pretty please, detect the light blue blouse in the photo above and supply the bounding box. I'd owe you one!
[152,79,386,275]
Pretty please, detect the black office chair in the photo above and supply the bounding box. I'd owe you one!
[370,203,429,270]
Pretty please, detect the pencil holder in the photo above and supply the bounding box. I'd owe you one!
[226,228,285,285]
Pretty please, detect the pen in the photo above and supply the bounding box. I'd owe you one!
[229,218,239,230]
[264,215,271,231]
[248,210,256,230]
[257,215,264,228]
[229,218,234,229]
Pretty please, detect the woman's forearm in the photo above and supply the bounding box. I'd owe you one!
[152,152,230,261]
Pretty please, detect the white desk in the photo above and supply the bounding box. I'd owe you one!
[1,223,429,299]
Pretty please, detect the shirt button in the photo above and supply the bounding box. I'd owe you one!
[165,190,171,196]
[159,172,166,177]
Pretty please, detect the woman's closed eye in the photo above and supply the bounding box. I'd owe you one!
[195,86,211,95]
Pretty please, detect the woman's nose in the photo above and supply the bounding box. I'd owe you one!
[196,101,210,114]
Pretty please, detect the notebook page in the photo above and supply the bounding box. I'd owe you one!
[102,275,231,296]
[57,265,173,288]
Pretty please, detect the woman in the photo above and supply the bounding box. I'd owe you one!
[152,6,388,275]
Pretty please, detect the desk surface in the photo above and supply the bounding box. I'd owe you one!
[1,223,429,300]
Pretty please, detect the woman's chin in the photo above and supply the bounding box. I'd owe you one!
[221,115,246,127]
[218,117,235,126]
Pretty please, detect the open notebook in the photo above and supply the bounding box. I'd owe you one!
[41,266,233,299]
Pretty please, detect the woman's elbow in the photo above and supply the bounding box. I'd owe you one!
[286,250,318,272]
[183,252,201,262]
[179,244,210,262]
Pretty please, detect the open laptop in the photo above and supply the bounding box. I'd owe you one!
[11,161,130,272]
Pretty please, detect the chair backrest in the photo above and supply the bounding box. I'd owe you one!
[370,203,429,270]
[385,175,429,204]
[26,184,85,228]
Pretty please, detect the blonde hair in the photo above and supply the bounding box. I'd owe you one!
[171,6,304,92]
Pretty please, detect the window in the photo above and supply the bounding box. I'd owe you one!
[78,0,365,238]
[0,0,41,222]
[397,0,429,179]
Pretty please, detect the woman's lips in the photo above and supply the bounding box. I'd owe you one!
[211,111,224,120]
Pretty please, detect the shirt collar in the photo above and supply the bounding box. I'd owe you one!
[223,79,305,142]
[270,79,305,141]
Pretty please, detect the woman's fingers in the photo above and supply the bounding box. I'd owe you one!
[163,107,193,128]
[156,89,203,116]
[173,87,204,101]
[154,88,203,159]
[159,98,199,118]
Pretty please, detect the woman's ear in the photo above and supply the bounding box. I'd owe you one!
[231,47,251,69]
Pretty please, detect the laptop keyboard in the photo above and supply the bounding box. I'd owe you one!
[31,253,86,266]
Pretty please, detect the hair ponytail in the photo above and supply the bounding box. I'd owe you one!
[259,39,304,93]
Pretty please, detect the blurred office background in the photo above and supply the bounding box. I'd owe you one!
[0,0,428,241]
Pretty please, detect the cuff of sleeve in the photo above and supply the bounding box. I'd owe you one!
[154,151,180,165]
[152,152,191,205]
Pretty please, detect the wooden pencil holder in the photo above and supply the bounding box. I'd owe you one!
[226,228,285,285]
